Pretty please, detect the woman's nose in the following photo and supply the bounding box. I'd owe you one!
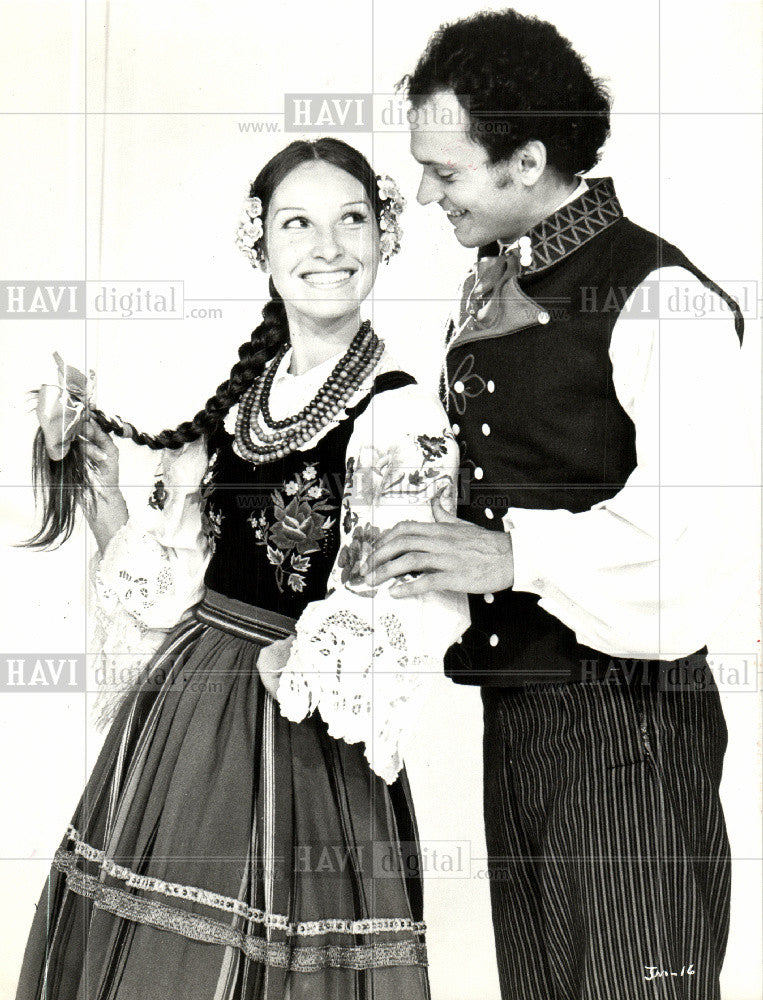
[312,225,342,261]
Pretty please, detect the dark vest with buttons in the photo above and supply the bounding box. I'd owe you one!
[202,370,416,617]
[443,177,744,686]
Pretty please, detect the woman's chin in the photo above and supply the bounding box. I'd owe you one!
[293,299,366,324]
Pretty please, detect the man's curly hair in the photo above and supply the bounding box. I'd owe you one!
[399,9,611,178]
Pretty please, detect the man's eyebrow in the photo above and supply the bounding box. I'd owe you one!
[411,155,453,168]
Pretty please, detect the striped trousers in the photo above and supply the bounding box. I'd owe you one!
[481,665,730,1000]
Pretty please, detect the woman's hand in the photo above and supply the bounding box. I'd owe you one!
[79,419,120,489]
[256,636,295,699]
[78,419,128,552]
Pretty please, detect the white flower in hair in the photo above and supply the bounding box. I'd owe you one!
[236,193,266,269]
[376,173,405,264]
[377,176,399,201]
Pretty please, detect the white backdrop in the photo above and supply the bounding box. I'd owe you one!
[0,2,760,998]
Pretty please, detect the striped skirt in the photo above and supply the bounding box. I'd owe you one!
[16,590,430,1000]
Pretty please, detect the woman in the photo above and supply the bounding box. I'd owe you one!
[16,138,468,999]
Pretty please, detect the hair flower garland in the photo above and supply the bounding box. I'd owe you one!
[235,194,266,269]
[376,174,405,264]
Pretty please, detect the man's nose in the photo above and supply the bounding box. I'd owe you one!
[416,172,441,207]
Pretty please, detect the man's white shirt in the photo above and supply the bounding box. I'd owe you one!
[500,182,752,659]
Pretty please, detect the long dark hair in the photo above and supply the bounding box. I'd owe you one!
[25,138,384,548]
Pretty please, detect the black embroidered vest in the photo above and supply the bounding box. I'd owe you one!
[202,370,416,618]
[443,178,744,686]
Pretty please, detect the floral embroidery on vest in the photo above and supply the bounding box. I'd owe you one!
[447,353,487,416]
[250,462,337,593]
[200,449,224,554]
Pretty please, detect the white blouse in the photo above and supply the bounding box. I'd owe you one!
[89,346,470,783]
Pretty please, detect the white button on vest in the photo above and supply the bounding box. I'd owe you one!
[484,593,494,604]
[487,380,495,393]
[482,423,491,436]
[474,466,484,480]
[489,634,499,647]
[454,380,465,393]
[484,507,494,519]
[538,311,550,325]
[451,422,460,435]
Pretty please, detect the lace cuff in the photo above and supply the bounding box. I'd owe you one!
[88,438,211,728]
[277,593,443,784]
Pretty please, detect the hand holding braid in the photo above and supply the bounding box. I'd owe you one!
[23,287,289,548]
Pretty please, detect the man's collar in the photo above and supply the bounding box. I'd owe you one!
[480,176,623,275]
[497,178,589,254]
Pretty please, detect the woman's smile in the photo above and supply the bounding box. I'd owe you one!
[300,267,357,288]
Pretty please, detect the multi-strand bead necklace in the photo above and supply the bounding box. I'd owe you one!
[234,320,385,463]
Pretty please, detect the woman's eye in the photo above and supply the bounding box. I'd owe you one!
[283,216,309,229]
[343,211,368,224]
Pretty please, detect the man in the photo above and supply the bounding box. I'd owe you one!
[362,9,746,1000]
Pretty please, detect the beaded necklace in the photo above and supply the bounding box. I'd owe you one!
[235,320,385,463]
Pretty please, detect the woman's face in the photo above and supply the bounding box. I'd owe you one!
[263,160,380,324]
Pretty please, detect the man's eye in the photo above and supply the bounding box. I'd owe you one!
[436,172,455,182]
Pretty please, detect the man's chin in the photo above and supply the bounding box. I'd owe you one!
[452,229,481,249]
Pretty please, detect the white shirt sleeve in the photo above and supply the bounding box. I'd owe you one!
[89,436,212,725]
[505,265,750,659]
[277,384,470,783]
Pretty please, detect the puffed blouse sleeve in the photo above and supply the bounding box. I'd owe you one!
[88,437,212,724]
[276,384,470,783]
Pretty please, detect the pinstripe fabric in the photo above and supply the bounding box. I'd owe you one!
[481,666,730,1000]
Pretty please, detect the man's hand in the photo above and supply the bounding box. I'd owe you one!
[360,490,514,597]
[256,636,295,699]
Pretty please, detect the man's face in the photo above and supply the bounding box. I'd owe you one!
[409,90,530,248]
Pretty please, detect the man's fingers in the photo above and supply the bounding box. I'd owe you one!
[364,523,454,569]
[365,552,447,586]
[389,571,456,597]
[362,535,431,574]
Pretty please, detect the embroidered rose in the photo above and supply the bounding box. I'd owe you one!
[337,523,382,595]
[253,463,337,594]
[350,444,405,508]
[271,498,329,555]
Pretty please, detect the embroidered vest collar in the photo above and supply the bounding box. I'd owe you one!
[447,178,623,351]
[478,176,622,276]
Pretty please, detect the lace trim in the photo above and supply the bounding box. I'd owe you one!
[62,829,426,939]
[55,852,426,971]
